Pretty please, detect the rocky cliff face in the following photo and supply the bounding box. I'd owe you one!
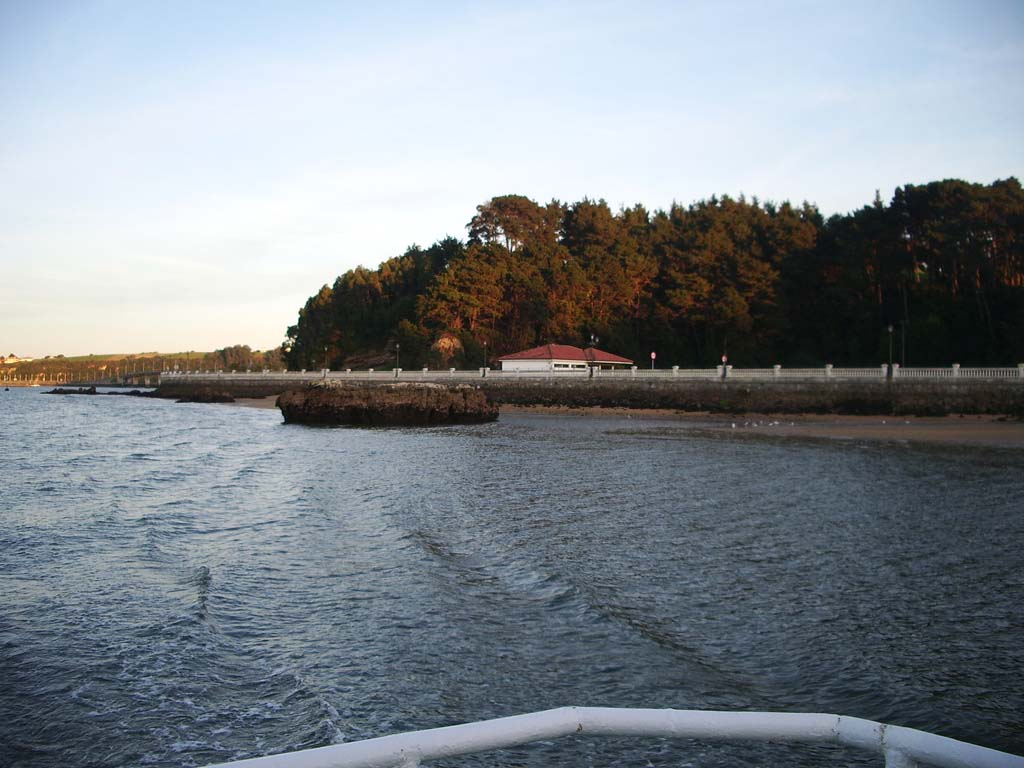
[276,382,499,426]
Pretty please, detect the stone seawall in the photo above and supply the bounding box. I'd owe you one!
[478,378,1024,416]
[156,377,1024,417]
[157,379,304,400]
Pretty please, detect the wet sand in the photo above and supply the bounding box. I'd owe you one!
[230,398,1024,448]
[223,396,280,410]
[500,405,1024,448]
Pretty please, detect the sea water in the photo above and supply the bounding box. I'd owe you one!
[1,388,1021,766]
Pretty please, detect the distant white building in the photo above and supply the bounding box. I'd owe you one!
[498,344,633,372]
[1,353,33,365]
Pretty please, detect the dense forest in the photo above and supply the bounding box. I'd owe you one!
[284,178,1024,371]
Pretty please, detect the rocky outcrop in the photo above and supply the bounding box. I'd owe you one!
[174,388,235,403]
[276,382,498,426]
[157,379,293,399]
[45,387,160,398]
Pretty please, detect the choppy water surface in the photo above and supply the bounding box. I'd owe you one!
[1,388,1022,767]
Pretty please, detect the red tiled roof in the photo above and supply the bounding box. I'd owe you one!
[498,344,632,364]
[499,344,585,361]
[583,347,633,364]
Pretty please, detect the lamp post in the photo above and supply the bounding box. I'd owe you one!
[395,343,400,370]
[887,324,893,367]
[483,340,488,369]
[323,345,328,370]
[901,322,906,368]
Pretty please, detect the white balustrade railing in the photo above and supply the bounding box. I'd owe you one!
[673,367,727,379]
[728,368,780,379]
[587,368,629,378]
[205,706,1023,768]
[488,368,591,378]
[775,367,832,379]
[159,364,1023,385]
[892,364,1023,380]
[630,368,676,378]
[954,366,1021,379]
[830,367,889,379]
[893,366,956,379]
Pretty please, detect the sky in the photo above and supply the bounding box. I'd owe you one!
[2,1,1022,357]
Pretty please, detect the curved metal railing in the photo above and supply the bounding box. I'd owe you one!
[206,707,1024,768]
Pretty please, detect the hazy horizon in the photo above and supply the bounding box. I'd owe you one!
[3,1,1022,358]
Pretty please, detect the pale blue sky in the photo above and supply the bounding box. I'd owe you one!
[2,0,1022,356]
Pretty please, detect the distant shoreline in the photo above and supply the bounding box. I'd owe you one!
[228,396,1024,448]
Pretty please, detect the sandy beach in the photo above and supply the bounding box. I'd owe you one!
[502,405,1024,448]
[233,397,1024,448]
[224,396,281,410]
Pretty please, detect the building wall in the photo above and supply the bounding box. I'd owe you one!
[500,359,588,372]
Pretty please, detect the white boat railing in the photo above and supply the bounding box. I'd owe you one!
[205,706,1023,768]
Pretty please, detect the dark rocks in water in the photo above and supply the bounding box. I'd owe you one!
[176,388,236,404]
[277,381,498,426]
[46,386,97,395]
[45,387,160,398]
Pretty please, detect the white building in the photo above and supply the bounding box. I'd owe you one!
[498,344,633,372]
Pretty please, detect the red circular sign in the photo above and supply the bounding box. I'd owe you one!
[650,351,656,360]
